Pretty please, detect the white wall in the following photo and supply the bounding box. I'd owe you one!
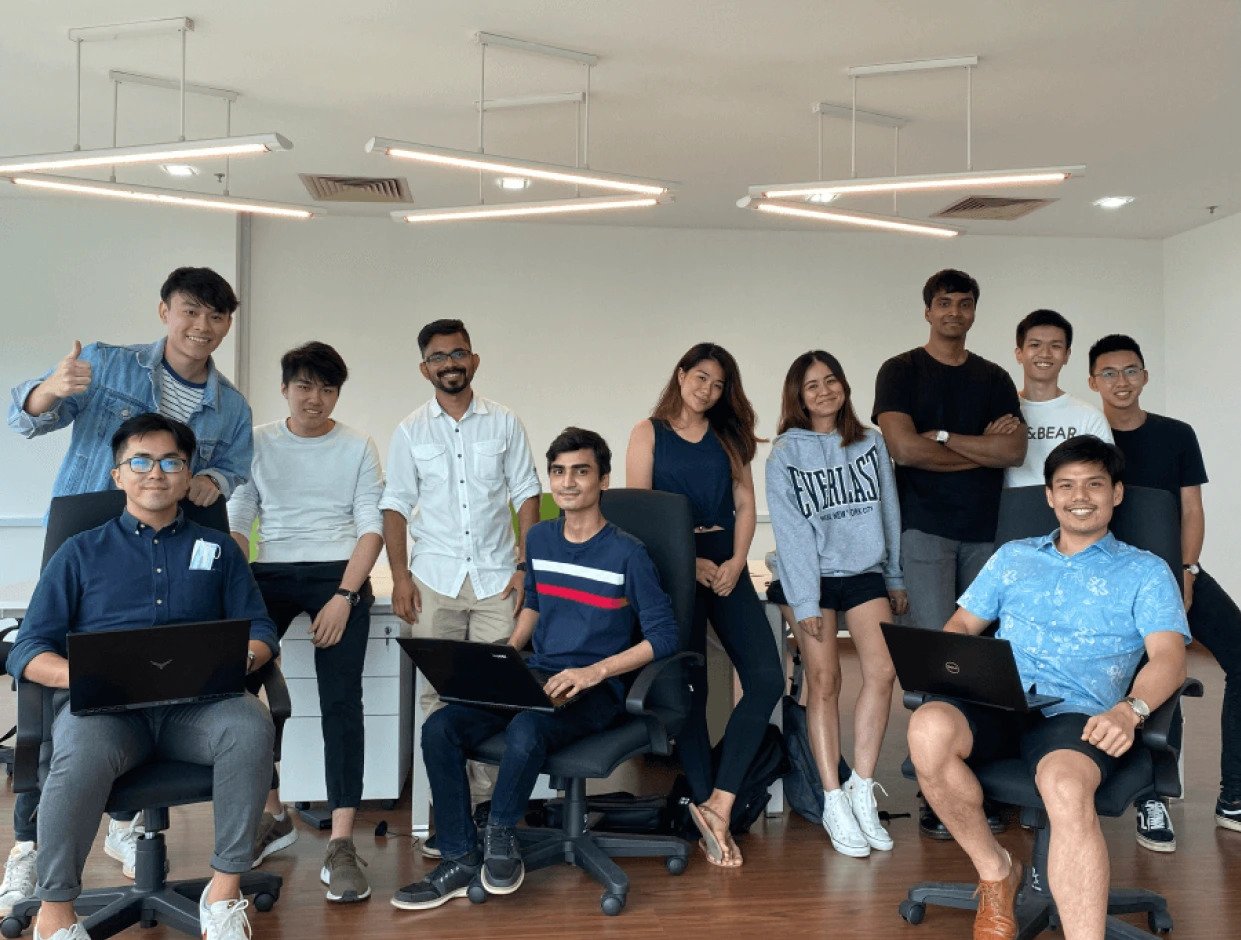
[0,197,236,583]
[245,217,1164,559]
[1164,211,1241,595]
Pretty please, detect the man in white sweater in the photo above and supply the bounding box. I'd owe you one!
[227,342,384,903]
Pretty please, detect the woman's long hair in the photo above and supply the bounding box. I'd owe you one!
[650,342,758,478]
[777,350,866,446]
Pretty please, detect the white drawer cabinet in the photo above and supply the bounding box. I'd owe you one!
[277,610,411,806]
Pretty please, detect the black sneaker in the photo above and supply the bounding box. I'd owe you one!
[1215,795,1241,832]
[420,834,441,859]
[481,825,524,895]
[1136,798,1176,852]
[984,800,1009,835]
[421,803,490,860]
[918,801,953,841]
[391,855,480,910]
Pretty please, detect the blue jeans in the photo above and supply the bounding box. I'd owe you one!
[421,678,622,860]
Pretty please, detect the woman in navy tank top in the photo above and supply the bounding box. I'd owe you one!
[625,342,783,868]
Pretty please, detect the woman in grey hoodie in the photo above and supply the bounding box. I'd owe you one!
[766,350,906,858]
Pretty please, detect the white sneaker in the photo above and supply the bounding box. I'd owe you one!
[844,775,894,851]
[0,842,38,916]
[32,923,90,940]
[199,885,252,940]
[104,818,144,879]
[822,788,870,857]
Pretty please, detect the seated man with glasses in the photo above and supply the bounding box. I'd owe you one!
[381,319,542,846]
[1089,333,1241,851]
[6,413,280,940]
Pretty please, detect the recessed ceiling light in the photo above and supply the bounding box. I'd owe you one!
[495,176,532,191]
[806,192,839,204]
[1093,196,1135,210]
[161,164,198,177]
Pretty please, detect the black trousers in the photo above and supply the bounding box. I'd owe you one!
[677,531,784,802]
[251,561,372,810]
[1189,568,1241,798]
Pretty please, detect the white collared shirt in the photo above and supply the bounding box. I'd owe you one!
[379,393,541,599]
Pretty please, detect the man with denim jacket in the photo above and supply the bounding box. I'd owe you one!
[1,267,253,913]
[7,266,253,507]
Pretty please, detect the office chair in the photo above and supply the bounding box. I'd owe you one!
[897,484,1203,938]
[2,490,290,939]
[463,489,699,916]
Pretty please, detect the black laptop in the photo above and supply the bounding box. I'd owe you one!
[398,637,580,713]
[67,619,250,716]
[880,622,1063,713]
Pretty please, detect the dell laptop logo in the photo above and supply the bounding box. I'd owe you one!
[150,659,173,670]
[945,661,961,675]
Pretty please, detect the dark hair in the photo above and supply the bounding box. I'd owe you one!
[1087,333,1145,372]
[777,350,866,445]
[1043,435,1125,486]
[546,426,611,477]
[1016,309,1073,349]
[111,413,197,463]
[281,341,348,388]
[650,343,759,478]
[160,267,239,314]
[417,319,472,355]
[922,268,980,308]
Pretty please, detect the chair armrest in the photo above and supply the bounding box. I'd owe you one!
[1140,677,1204,754]
[624,651,703,716]
[902,691,930,711]
[251,662,292,760]
[14,680,49,794]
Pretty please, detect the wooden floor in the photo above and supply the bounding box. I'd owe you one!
[3,645,1238,938]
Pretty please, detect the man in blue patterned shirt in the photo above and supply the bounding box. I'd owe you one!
[907,435,1189,940]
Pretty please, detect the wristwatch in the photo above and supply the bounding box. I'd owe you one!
[335,588,362,608]
[1183,563,1201,576]
[1122,695,1150,728]
[935,430,950,445]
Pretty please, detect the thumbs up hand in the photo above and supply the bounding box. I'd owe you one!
[49,340,93,399]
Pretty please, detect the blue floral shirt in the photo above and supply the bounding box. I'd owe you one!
[957,531,1190,717]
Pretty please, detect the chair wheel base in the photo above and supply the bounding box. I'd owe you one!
[1148,910,1173,934]
[665,855,688,875]
[1,915,29,938]
[467,878,487,905]
[600,893,625,916]
[899,900,926,925]
[253,893,277,913]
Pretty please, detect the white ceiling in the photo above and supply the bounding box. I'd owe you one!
[2,1,1238,238]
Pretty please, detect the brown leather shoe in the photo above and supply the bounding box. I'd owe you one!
[973,855,1022,940]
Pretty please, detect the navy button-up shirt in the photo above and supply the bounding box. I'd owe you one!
[7,510,278,681]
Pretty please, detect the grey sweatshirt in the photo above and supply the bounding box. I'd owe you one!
[766,426,903,622]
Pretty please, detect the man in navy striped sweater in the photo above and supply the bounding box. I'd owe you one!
[392,427,680,911]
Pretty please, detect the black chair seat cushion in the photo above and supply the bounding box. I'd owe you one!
[103,761,214,814]
[471,718,652,779]
[901,747,1153,819]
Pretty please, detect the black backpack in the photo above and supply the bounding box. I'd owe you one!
[783,652,851,824]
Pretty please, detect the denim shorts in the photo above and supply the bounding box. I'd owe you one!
[766,571,889,613]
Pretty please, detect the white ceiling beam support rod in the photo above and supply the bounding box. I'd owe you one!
[109,70,240,102]
[812,102,909,128]
[67,18,193,43]
[475,92,584,111]
[846,55,979,77]
[473,32,598,66]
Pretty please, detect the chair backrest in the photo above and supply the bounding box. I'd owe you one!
[598,489,696,712]
[995,484,1181,586]
[42,490,230,571]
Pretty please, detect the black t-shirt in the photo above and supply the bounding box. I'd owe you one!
[872,347,1022,543]
[1111,413,1207,516]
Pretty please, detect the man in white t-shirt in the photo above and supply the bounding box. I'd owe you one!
[1005,309,1113,488]
[227,341,384,903]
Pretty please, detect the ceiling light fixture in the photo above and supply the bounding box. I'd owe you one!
[1093,196,1135,209]
[8,174,317,220]
[755,166,1084,200]
[737,196,960,238]
[367,138,671,196]
[373,31,674,223]
[394,194,671,224]
[0,133,292,175]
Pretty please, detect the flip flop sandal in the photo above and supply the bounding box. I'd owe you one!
[688,803,727,864]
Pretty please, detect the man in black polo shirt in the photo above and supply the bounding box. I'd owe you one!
[1088,333,1241,851]
[874,268,1026,839]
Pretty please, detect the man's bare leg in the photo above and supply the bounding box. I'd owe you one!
[1035,751,1107,940]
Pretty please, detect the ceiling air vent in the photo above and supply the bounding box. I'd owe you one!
[299,174,412,203]
[932,196,1056,221]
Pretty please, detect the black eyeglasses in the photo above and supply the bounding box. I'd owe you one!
[424,349,472,365]
[114,456,188,474]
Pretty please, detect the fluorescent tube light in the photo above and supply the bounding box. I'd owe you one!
[367,137,673,196]
[737,196,959,238]
[8,174,317,220]
[0,133,292,175]
[751,166,1084,200]
[392,194,671,224]
[1093,196,1135,209]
